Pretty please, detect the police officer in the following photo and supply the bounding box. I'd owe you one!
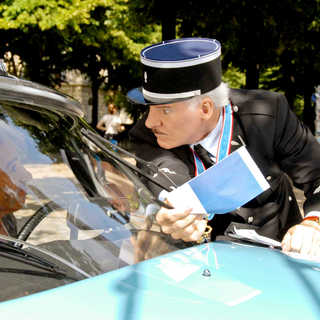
[128,38,320,256]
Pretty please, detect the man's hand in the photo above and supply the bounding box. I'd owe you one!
[156,205,207,242]
[282,220,320,257]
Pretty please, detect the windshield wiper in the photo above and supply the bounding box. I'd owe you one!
[0,240,73,279]
[0,235,91,279]
[81,128,173,209]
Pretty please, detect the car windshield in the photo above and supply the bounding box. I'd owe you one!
[0,101,187,284]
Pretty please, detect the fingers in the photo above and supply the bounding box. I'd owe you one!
[156,206,195,225]
[159,209,196,233]
[172,218,207,242]
[156,206,207,242]
[282,221,320,258]
[300,229,314,255]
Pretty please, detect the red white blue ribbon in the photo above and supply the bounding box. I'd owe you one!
[191,147,206,175]
[216,103,233,162]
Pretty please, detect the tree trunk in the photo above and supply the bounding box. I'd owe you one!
[91,80,100,128]
[161,1,176,40]
[245,60,260,89]
[284,90,295,111]
[303,87,315,134]
[302,61,315,134]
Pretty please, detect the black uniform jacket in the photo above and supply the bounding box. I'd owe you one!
[129,88,320,241]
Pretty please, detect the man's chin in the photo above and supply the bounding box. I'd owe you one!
[156,138,175,150]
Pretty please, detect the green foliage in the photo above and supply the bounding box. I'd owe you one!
[222,63,246,89]
[2,103,68,158]
[293,95,305,118]
[0,0,161,124]
[1,0,320,128]
[0,0,110,31]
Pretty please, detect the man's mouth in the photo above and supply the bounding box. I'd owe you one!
[152,130,166,136]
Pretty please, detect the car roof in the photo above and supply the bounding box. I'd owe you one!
[0,74,84,118]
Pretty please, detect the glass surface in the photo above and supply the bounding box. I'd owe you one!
[0,102,186,300]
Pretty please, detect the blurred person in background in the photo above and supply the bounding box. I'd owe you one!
[96,103,123,145]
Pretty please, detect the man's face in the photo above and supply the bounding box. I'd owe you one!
[145,99,204,149]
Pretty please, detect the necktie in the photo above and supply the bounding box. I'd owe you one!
[194,144,215,169]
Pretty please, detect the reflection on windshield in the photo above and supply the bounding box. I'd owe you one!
[0,103,187,283]
[0,121,32,236]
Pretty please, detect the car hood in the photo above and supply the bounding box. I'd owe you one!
[1,240,320,320]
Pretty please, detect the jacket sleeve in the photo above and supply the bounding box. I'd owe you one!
[273,94,320,214]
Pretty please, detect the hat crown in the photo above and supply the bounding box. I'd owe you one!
[141,38,221,64]
[141,38,221,69]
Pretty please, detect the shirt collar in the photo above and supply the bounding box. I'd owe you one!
[190,111,223,153]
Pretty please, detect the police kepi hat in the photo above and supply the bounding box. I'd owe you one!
[127,38,222,105]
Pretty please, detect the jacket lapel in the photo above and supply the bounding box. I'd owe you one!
[230,112,246,154]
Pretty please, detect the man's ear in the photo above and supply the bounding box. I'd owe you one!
[199,97,215,119]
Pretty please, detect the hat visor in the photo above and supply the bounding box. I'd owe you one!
[126,87,195,106]
[127,87,150,105]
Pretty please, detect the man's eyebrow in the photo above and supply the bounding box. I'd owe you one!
[154,105,171,109]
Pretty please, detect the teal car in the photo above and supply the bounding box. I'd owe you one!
[0,72,319,320]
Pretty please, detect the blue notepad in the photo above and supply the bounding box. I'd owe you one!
[166,146,270,216]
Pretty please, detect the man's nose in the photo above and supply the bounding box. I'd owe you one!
[145,108,160,129]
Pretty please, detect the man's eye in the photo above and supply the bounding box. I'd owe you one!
[163,108,171,115]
